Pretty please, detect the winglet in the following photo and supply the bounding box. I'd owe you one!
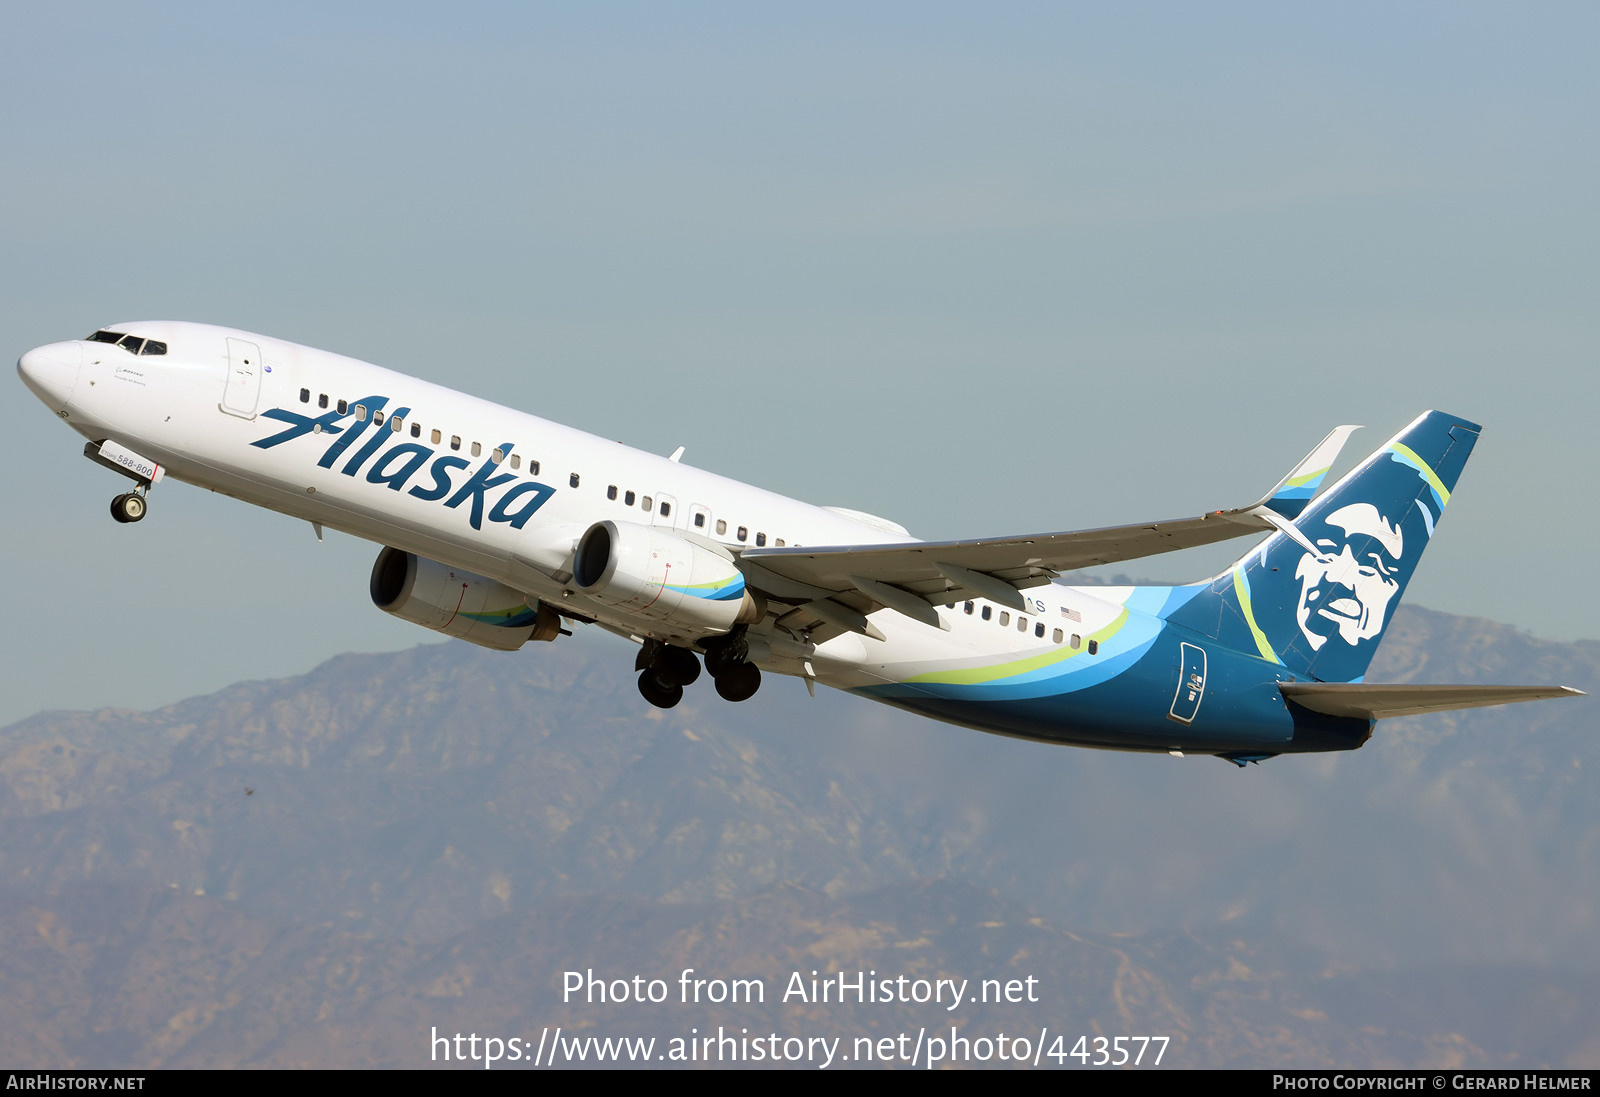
[1249,424,1361,520]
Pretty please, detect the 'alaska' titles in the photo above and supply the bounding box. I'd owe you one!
[251,396,556,531]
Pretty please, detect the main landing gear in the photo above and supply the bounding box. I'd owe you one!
[635,641,702,709]
[703,628,762,703]
[710,659,761,703]
[633,631,764,709]
[110,488,148,524]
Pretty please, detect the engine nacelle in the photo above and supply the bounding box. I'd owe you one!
[369,547,559,651]
[572,520,763,633]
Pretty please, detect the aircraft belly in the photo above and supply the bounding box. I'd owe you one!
[855,626,1308,753]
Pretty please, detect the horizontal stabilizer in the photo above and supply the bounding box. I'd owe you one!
[1280,682,1584,720]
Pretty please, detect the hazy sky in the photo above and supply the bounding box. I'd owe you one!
[3,2,1597,725]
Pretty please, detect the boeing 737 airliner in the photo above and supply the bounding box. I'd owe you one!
[17,322,1580,764]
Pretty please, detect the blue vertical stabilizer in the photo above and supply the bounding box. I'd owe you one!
[1167,411,1480,683]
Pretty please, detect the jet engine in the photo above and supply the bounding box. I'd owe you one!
[571,520,764,633]
[370,546,560,651]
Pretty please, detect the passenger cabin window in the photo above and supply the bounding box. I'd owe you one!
[1035,622,1045,638]
[390,416,402,432]
[1087,640,1099,655]
[410,422,421,438]
[1071,634,1081,649]
[755,532,766,546]
[491,447,504,464]
[999,611,1009,626]
[354,404,368,421]
[775,539,785,546]
[300,388,310,403]
[529,460,540,475]
[694,513,705,528]
[641,495,652,510]
[510,455,521,469]
[736,526,748,542]
[607,485,618,501]
[337,399,348,414]
[431,429,441,444]
[964,602,974,614]
[625,490,636,506]
[450,435,461,451]
[1017,617,1028,632]
[981,606,992,621]
[716,519,727,535]
[660,501,671,517]
[319,394,329,409]
[570,473,581,488]
[1053,628,1064,643]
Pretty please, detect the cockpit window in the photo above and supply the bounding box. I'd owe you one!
[85,330,166,354]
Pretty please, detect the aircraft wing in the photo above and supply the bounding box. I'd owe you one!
[737,425,1360,638]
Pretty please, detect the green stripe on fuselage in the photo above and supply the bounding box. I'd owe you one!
[904,609,1129,686]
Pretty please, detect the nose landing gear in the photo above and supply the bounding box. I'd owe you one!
[85,440,160,525]
[110,488,148,524]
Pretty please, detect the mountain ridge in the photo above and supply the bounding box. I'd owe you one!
[1,602,1595,1067]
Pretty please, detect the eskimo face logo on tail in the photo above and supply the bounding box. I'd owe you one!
[1293,502,1402,650]
[250,396,556,532]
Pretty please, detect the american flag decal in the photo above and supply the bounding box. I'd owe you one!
[1061,606,1081,622]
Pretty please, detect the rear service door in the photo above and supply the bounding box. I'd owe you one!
[1168,642,1208,725]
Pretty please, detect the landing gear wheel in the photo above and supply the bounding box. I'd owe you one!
[703,645,734,678]
[657,645,701,687]
[110,492,147,523]
[638,669,684,709]
[702,627,749,678]
[714,661,761,703]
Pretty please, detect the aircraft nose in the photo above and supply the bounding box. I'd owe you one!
[17,341,82,411]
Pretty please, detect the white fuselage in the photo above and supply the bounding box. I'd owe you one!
[20,321,1135,708]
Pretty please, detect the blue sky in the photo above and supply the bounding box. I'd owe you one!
[3,2,1597,723]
